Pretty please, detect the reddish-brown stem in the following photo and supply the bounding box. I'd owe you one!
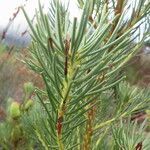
[82,102,96,150]
[64,37,70,76]
[57,116,63,135]
[135,142,142,150]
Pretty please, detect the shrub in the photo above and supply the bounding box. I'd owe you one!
[21,0,150,149]
[1,0,150,149]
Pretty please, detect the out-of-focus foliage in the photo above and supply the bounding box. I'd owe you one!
[0,82,35,149]
[0,47,43,106]
[112,119,150,150]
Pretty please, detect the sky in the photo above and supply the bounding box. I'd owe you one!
[0,0,81,47]
[0,0,80,31]
[0,0,38,29]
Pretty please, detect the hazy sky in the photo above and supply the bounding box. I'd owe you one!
[0,0,80,31]
[0,0,39,27]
